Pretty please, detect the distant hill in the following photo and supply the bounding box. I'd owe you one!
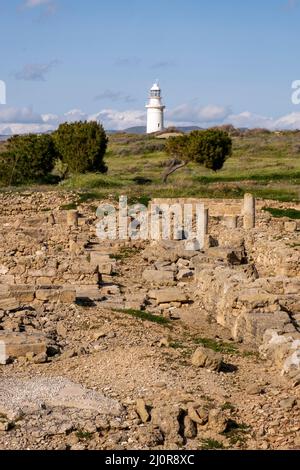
[107,126,203,135]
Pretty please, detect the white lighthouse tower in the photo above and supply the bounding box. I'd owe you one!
[146,81,165,134]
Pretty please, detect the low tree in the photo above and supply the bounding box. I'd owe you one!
[0,133,57,186]
[53,121,108,174]
[162,129,232,183]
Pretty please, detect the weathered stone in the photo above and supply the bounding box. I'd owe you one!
[208,409,228,433]
[148,288,188,304]
[243,193,255,229]
[246,384,265,396]
[56,322,68,338]
[284,221,297,233]
[187,403,209,425]
[0,297,20,311]
[33,352,48,364]
[279,398,296,410]
[177,269,194,281]
[224,215,238,229]
[136,399,150,423]
[67,210,79,228]
[60,288,76,303]
[36,287,60,302]
[151,405,183,444]
[9,285,35,302]
[0,332,47,365]
[191,347,222,371]
[142,269,175,285]
[183,415,197,438]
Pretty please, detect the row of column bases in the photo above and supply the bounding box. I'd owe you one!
[64,193,256,232]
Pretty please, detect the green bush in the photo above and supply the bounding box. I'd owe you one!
[163,129,232,182]
[0,134,57,186]
[53,121,108,174]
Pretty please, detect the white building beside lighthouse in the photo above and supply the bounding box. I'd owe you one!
[146,81,165,134]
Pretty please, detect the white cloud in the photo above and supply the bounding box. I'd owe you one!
[168,104,231,125]
[2,102,300,136]
[63,109,89,122]
[225,111,300,130]
[0,106,43,124]
[0,123,54,135]
[89,109,146,130]
[225,111,274,129]
[273,112,300,130]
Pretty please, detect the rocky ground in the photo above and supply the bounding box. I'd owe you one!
[0,191,300,450]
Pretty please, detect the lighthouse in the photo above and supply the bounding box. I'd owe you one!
[146,81,165,134]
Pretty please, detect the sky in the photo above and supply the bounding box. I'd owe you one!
[1,0,300,134]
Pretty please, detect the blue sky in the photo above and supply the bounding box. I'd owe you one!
[1,0,300,133]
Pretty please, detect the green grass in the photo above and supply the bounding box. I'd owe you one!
[113,308,171,325]
[169,341,184,349]
[75,430,94,440]
[221,402,236,412]
[114,246,142,261]
[200,438,225,450]
[194,337,239,355]
[263,207,300,219]
[52,131,300,203]
[222,420,251,446]
[60,202,77,210]
[2,131,300,202]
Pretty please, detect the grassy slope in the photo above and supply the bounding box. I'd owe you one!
[1,131,300,202]
[61,131,300,202]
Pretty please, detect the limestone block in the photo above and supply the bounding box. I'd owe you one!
[284,221,297,233]
[9,285,35,303]
[191,347,222,371]
[66,210,79,228]
[148,288,188,304]
[0,296,20,312]
[59,288,76,303]
[224,215,238,229]
[0,332,47,365]
[35,287,60,302]
[142,269,175,285]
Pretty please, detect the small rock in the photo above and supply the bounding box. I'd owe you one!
[279,398,296,410]
[137,425,164,446]
[70,443,86,451]
[208,409,228,433]
[93,331,107,340]
[183,415,197,439]
[136,399,150,423]
[246,384,265,396]
[33,352,48,364]
[191,347,223,372]
[151,405,183,444]
[187,403,209,425]
[158,337,170,348]
[0,421,10,432]
[56,322,68,338]
[107,332,116,339]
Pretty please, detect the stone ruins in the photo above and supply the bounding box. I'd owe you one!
[0,191,299,449]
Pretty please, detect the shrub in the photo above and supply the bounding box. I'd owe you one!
[0,134,57,186]
[163,129,232,182]
[53,121,108,174]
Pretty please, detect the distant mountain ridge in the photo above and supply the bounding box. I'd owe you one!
[108,126,203,134]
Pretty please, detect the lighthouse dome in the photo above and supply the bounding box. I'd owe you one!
[150,82,160,91]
